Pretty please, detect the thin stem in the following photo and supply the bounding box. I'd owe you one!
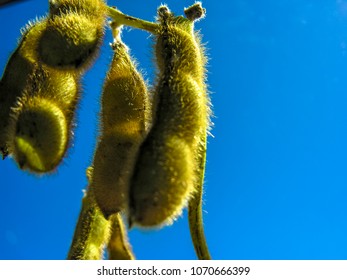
[107,6,159,34]
[67,189,110,260]
[108,213,135,260]
[188,134,212,260]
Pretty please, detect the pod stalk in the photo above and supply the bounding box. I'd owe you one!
[188,134,211,260]
[107,6,159,34]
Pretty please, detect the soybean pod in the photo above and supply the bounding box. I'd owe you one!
[90,23,151,218]
[0,20,45,158]
[0,20,80,172]
[39,0,107,71]
[8,65,79,173]
[129,3,211,227]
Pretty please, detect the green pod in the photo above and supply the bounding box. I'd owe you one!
[10,97,67,172]
[0,17,82,172]
[129,5,210,227]
[90,29,150,218]
[0,49,34,158]
[7,66,79,173]
[0,20,49,158]
[38,0,107,70]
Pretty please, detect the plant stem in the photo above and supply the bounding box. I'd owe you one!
[188,134,212,260]
[107,6,159,34]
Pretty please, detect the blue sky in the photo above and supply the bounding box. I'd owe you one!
[1,0,347,260]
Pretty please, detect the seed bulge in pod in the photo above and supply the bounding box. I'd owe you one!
[7,65,79,173]
[11,97,67,173]
[38,13,105,70]
[0,20,48,158]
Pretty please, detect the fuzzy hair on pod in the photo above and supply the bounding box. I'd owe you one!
[0,17,82,172]
[90,26,151,218]
[0,20,51,159]
[10,97,67,172]
[129,4,210,227]
[7,65,80,173]
[38,0,107,71]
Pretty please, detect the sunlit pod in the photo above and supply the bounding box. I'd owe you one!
[91,27,151,218]
[129,4,210,227]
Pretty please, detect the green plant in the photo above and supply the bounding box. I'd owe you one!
[0,1,211,260]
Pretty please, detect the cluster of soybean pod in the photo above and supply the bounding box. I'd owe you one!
[0,0,212,260]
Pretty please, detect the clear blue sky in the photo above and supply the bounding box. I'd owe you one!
[1,0,347,260]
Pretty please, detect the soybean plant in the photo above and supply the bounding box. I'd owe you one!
[0,1,212,260]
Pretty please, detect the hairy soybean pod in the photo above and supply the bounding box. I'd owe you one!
[7,66,79,173]
[90,26,150,218]
[0,22,44,157]
[0,19,80,171]
[0,20,49,159]
[38,0,107,70]
[129,4,210,227]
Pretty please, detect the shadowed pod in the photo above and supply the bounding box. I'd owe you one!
[0,20,80,172]
[90,23,151,218]
[39,0,107,71]
[0,21,38,159]
[0,0,107,172]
